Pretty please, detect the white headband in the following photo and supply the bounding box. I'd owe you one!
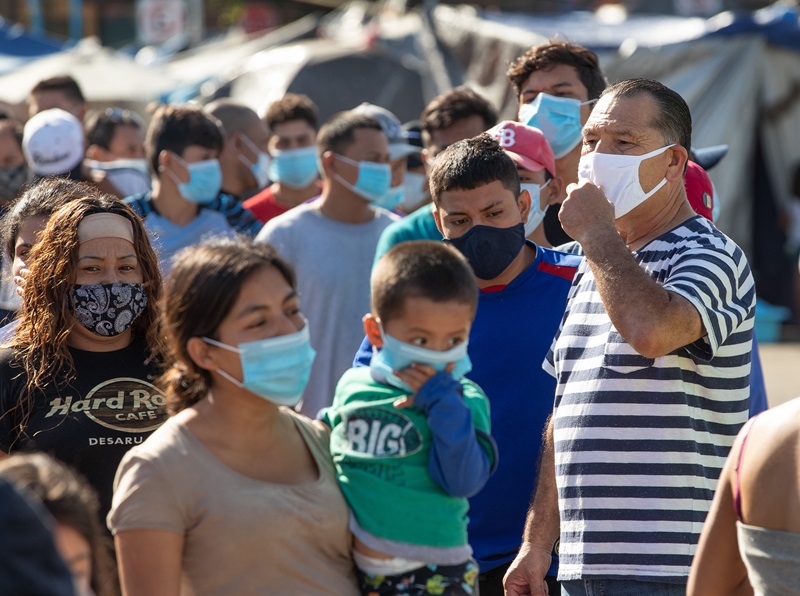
[77,213,135,244]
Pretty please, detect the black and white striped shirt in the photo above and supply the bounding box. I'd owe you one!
[544,216,755,582]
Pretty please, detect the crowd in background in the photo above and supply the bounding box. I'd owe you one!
[0,38,791,596]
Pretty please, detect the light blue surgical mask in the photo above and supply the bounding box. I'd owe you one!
[371,328,472,394]
[239,135,271,188]
[519,94,595,159]
[171,155,222,204]
[268,146,319,189]
[375,184,404,211]
[333,154,392,205]
[520,179,551,237]
[203,321,316,407]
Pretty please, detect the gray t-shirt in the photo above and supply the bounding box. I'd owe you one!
[737,523,800,595]
[256,203,398,417]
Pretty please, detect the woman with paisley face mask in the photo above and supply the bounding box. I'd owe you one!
[108,237,358,595]
[0,194,166,520]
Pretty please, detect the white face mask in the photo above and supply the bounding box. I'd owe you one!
[398,171,428,212]
[520,179,551,237]
[578,144,674,219]
[87,158,152,197]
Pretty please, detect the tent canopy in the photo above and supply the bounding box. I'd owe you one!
[203,38,426,123]
[0,38,180,105]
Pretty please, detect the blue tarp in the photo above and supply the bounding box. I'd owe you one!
[482,10,707,52]
[0,19,63,57]
[484,1,800,52]
[0,18,65,75]
[706,4,800,51]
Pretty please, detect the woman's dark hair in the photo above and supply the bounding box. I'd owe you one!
[159,236,296,414]
[0,453,117,596]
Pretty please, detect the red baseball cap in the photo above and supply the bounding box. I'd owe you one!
[685,160,714,221]
[487,121,556,178]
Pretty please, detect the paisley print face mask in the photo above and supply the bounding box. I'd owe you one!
[71,282,147,337]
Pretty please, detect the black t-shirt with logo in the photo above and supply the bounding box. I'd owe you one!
[0,338,167,516]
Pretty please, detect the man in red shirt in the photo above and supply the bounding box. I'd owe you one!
[244,94,321,223]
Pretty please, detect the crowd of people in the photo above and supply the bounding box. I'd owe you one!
[0,38,786,596]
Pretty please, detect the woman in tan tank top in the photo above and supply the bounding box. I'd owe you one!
[108,237,358,595]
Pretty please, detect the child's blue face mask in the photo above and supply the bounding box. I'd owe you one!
[518,93,595,159]
[203,321,316,407]
[371,328,472,394]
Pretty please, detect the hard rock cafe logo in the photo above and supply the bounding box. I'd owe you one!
[45,377,168,433]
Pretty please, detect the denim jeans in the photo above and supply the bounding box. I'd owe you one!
[561,579,686,596]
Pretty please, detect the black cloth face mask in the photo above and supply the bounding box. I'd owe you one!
[71,282,147,337]
[444,223,526,280]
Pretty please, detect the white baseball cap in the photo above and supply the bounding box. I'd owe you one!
[352,102,420,161]
[23,108,84,176]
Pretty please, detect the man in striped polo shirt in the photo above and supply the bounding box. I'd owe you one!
[504,79,755,596]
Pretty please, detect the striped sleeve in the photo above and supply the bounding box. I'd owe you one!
[662,236,755,361]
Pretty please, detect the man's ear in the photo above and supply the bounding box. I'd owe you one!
[518,189,531,223]
[421,148,432,175]
[666,145,689,182]
[157,149,172,174]
[432,205,444,236]
[544,176,563,207]
[363,314,383,348]
[85,144,110,161]
[187,337,217,372]
[319,151,336,178]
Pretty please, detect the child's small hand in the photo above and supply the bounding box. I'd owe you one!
[393,363,455,409]
[14,268,29,297]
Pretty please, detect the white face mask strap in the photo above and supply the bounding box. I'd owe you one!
[639,144,675,199]
[643,177,669,200]
[215,367,245,389]
[200,337,245,388]
[642,143,675,159]
[333,172,359,195]
[238,135,260,167]
[201,337,241,353]
[166,169,183,188]
[334,153,359,167]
